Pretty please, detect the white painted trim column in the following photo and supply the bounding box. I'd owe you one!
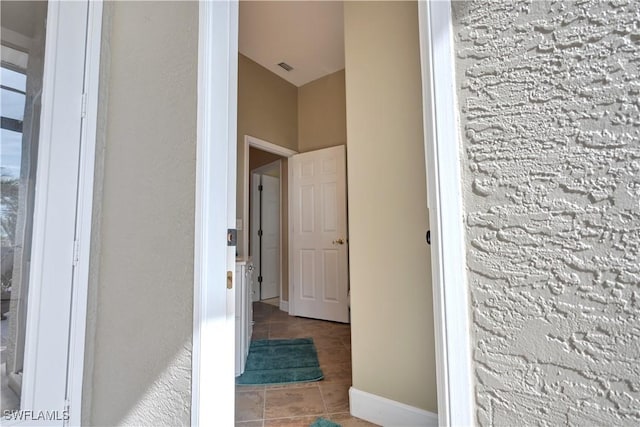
[418,1,475,426]
[13,2,98,424]
[66,1,104,425]
[192,1,238,426]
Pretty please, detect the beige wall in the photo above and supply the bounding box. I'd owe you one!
[344,1,437,412]
[238,54,298,152]
[298,69,347,153]
[237,54,297,258]
[84,2,197,425]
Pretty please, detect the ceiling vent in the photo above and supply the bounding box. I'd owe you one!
[277,62,294,72]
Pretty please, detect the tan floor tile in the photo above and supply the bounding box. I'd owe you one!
[253,306,276,321]
[263,416,323,426]
[307,323,344,336]
[266,381,320,390]
[236,390,265,422]
[269,331,313,340]
[237,384,266,392]
[320,382,350,413]
[332,325,351,335]
[326,330,350,341]
[252,327,270,341]
[317,348,351,365]
[268,324,309,338]
[264,386,325,419]
[295,317,328,326]
[321,362,352,385]
[253,311,271,320]
[269,309,293,322]
[312,335,347,350]
[253,324,269,333]
[329,412,380,426]
[236,421,264,427]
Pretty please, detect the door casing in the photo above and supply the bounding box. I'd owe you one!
[194,0,473,425]
[192,2,238,426]
[417,1,475,425]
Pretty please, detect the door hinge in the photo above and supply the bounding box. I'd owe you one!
[227,271,233,289]
[258,275,263,283]
[81,92,87,118]
[72,240,80,266]
[258,184,263,191]
[258,229,263,237]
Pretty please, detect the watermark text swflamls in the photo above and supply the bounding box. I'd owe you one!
[3,409,70,421]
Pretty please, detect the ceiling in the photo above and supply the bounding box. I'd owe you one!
[239,1,345,87]
[2,2,344,87]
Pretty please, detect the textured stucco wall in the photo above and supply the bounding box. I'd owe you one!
[453,1,640,425]
[85,2,197,425]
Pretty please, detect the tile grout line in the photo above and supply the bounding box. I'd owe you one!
[318,382,329,420]
[262,300,272,407]
[260,413,327,422]
[261,387,266,426]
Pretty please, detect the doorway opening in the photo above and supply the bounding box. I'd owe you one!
[241,135,296,313]
[250,154,283,306]
[233,1,355,424]
[197,1,470,424]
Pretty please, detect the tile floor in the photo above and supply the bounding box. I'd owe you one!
[236,302,378,427]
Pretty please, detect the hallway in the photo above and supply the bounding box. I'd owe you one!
[235,302,376,426]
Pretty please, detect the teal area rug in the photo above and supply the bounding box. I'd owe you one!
[310,417,341,427]
[236,338,324,386]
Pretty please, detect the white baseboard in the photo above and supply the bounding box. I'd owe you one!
[279,300,289,312]
[349,387,438,426]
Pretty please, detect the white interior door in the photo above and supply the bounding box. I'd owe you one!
[289,145,349,323]
[260,174,280,300]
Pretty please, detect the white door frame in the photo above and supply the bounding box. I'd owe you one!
[242,135,296,259]
[194,1,474,426]
[66,2,104,425]
[192,1,238,426]
[250,160,283,302]
[2,1,103,425]
[418,0,474,425]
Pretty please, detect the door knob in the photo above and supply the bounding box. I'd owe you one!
[333,238,345,245]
